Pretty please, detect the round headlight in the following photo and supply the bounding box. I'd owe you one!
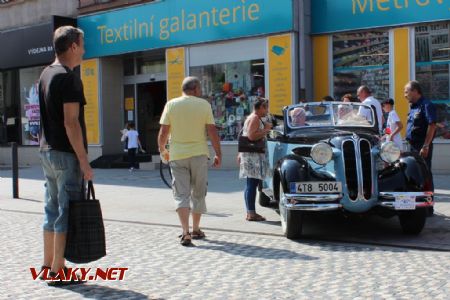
[311,143,333,165]
[380,141,401,163]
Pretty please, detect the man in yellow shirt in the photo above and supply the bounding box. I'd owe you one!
[158,76,221,246]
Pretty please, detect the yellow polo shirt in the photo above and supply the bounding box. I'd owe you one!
[160,95,215,161]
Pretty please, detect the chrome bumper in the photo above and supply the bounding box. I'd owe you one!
[284,203,342,211]
[281,191,434,211]
[378,191,434,209]
[282,193,342,211]
[284,193,342,202]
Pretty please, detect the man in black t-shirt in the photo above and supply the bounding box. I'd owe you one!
[38,26,93,285]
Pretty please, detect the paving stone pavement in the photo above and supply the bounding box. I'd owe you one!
[1,166,450,251]
[1,210,449,299]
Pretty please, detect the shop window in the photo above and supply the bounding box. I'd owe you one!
[190,59,265,141]
[415,22,450,140]
[332,30,390,102]
[20,66,43,145]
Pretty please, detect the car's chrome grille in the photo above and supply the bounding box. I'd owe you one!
[343,141,358,200]
[360,140,372,199]
[342,138,372,200]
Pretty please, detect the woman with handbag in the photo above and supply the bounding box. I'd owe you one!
[238,98,272,221]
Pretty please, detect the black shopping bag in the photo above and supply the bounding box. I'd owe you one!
[65,181,106,263]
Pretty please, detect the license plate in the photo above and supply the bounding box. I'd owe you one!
[290,182,342,193]
[394,195,416,210]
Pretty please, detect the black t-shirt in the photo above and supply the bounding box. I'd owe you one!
[39,64,87,153]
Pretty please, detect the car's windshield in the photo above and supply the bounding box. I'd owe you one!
[287,103,375,128]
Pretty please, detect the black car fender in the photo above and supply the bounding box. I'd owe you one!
[378,151,433,192]
[276,154,336,195]
[277,154,309,194]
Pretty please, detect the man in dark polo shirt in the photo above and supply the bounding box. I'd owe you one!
[38,26,93,285]
[404,80,437,171]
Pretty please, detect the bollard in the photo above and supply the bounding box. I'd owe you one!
[12,142,19,198]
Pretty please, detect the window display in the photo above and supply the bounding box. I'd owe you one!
[333,30,390,101]
[190,59,265,141]
[415,22,450,140]
[20,66,43,145]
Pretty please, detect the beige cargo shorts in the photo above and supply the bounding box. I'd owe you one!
[169,155,208,213]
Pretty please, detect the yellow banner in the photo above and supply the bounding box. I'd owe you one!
[268,34,292,115]
[80,59,100,145]
[166,47,186,101]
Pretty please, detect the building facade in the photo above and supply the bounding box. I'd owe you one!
[75,0,309,168]
[1,0,310,168]
[0,0,78,164]
[311,0,450,173]
[6,1,447,173]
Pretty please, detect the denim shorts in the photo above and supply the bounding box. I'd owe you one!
[40,150,83,233]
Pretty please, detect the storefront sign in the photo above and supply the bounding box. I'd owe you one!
[0,23,54,70]
[0,17,76,70]
[312,0,450,34]
[78,0,294,58]
[268,34,292,115]
[166,47,186,100]
[81,59,101,145]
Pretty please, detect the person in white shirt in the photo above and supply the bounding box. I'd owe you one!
[126,122,141,171]
[357,85,384,133]
[120,123,129,152]
[382,98,404,151]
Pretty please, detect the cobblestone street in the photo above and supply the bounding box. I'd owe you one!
[1,209,449,299]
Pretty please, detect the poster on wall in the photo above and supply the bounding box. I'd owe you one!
[80,59,101,145]
[19,67,43,145]
[268,34,293,115]
[166,47,186,101]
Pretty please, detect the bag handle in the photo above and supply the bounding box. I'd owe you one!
[87,180,96,200]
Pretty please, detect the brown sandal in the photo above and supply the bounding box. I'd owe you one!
[179,233,192,246]
[246,214,266,221]
[191,229,206,239]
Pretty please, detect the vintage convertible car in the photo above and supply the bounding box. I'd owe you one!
[260,102,434,239]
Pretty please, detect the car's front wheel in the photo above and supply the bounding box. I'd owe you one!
[398,208,427,235]
[279,181,303,239]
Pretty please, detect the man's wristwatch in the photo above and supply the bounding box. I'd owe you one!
[422,144,429,149]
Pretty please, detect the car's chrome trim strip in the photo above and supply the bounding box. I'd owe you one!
[379,202,434,208]
[360,138,374,200]
[354,137,365,200]
[379,191,433,198]
[284,193,341,202]
[284,203,342,211]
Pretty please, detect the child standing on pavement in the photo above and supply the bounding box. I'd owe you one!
[382,98,404,151]
[126,122,141,171]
